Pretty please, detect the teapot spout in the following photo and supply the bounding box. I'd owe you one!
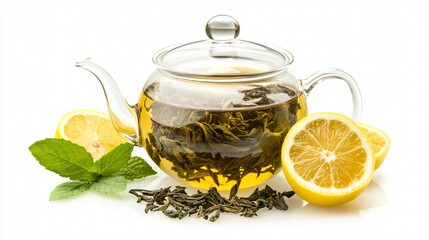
[75,58,140,145]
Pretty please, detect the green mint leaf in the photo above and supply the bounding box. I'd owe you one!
[29,138,99,181]
[95,143,134,176]
[90,176,126,194]
[115,156,157,180]
[49,181,91,201]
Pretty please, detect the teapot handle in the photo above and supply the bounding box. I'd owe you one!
[301,69,362,120]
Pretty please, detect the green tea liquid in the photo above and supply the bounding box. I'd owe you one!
[138,93,307,190]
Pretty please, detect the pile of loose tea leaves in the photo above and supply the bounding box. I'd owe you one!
[129,183,295,222]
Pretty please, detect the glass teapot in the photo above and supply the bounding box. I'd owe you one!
[76,15,361,190]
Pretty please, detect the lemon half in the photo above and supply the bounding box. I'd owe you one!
[281,112,374,206]
[55,110,126,160]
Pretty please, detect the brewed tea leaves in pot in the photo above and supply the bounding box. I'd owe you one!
[143,83,306,188]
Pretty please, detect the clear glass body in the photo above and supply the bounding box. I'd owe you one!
[137,68,308,190]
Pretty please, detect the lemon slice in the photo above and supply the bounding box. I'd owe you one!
[281,112,374,206]
[55,110,127,160]
[357,122,390,170]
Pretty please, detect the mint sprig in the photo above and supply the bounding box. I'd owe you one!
[29,139,156,201]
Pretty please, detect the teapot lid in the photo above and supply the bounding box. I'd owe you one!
[153,15,294,78]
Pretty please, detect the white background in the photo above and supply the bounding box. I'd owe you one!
[1,0,429,239]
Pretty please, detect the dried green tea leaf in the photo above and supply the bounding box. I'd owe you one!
[130,183,294,222]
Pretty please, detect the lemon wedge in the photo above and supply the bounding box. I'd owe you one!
[55,110,127,160]
[281,112,374,206]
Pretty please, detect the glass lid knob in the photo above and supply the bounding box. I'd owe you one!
[205,15,240,41]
